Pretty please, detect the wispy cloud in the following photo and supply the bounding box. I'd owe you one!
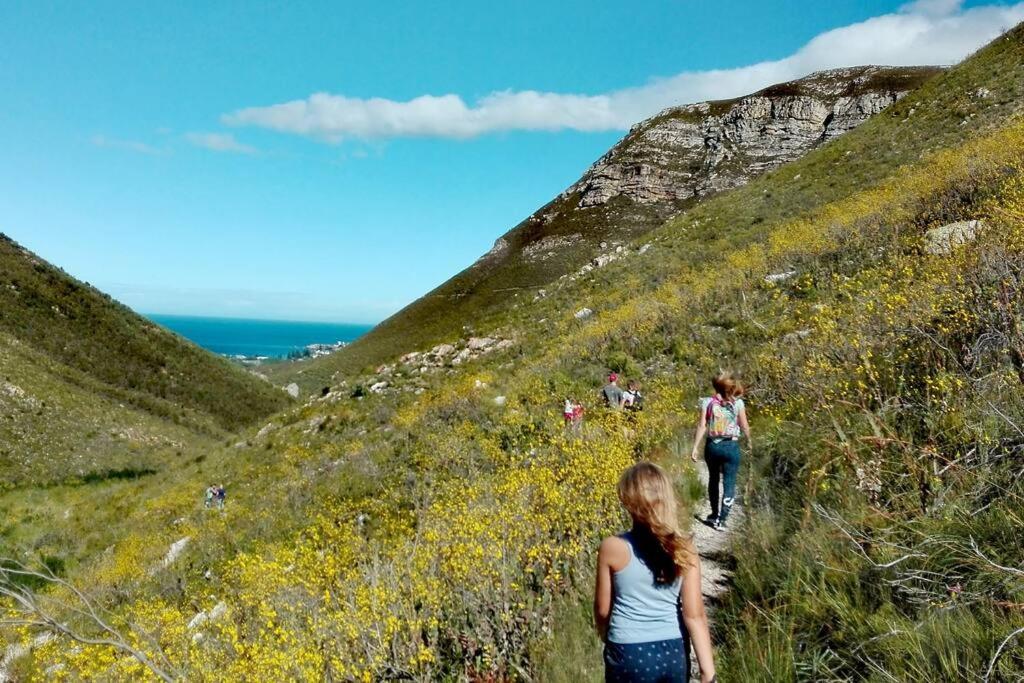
[224,1,1024,141]
[91,134,164,155]
[184,131,257,154]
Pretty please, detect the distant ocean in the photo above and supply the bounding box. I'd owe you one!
[147,314,374,358]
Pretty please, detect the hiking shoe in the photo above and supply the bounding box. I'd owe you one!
[704,515,719,528]
[716,518,728,531]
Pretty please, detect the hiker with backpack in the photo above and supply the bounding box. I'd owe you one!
[207,483,224,509]
[602,373,624,410]
[621,379,644,411]
[594,462,717,682]
[690,372,750,530]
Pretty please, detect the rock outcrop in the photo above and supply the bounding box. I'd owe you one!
[925,219,984,255]
[567,67,935,209]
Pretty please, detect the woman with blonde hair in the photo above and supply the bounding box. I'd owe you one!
[594,462,716,682]
[691,372,750,530]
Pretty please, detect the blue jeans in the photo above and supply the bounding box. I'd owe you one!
[604,638,688,682]
[705,439,741,521]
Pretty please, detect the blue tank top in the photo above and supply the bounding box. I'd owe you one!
[607,531,683,644]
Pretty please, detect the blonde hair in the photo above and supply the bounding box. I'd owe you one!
[617,462,690,583]
[712,371,744,401]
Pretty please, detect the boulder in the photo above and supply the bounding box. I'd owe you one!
[924,219,983,255]
[161,537,191,568]
[304,415,328,434]
[451,348,473,365]
[188,601,229,641]
[467,337,496,351]
[284,383,300,398]
[0,381,40,409]
[575,307,594,320]
[493,396,507,407]
[765,269,797,284]
[431,343,456,357]
[256,422,278,439]
[369,381,389,394]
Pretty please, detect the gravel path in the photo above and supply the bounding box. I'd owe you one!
[690,459,739,600]
[688,459,740,679]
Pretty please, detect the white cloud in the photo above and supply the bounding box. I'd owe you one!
[900,0,964,16]
[184,132,257,154]
[91,134,163,155]
[224,1,1024,142]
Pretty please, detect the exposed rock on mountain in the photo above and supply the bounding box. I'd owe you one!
[571,67,924,208]
[924,219,984,255]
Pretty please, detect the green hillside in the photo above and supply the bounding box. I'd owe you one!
[3,25,1024,683]
[0,330,217,486]
[0,235,291,432]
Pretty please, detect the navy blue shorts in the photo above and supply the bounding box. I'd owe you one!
[604,637,688,682]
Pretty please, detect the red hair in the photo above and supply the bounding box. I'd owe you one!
[712,371,744,402]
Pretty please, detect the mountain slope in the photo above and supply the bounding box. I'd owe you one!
[304,65,941,383]
[0,235,291,432]
[0,330,213,486]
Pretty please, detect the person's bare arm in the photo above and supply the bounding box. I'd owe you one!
[681,538,716,682]
[594,536,625,641]
[738,405,751,447]
[691,402,707,462]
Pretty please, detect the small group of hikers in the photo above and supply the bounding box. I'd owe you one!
[593,372,748,682]
[602,373,644,411]
[564,373,645,433]
[203,484,226,510]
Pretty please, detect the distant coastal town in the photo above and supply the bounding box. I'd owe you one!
[227,340,349,365]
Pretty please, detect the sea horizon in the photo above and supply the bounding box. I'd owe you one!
[146,313,375,359]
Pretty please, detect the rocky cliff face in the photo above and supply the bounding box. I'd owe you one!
[567,66,935,209]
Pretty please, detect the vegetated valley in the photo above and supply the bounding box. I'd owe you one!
[2,24,1024,682]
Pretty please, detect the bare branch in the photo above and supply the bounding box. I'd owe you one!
[984,626,1024,683]
[0,559,178,682]
[970,537,1024,579]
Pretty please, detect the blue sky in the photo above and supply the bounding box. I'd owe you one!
[3,0,1023,322]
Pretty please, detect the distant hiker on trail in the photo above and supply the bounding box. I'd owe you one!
[621,379,644,411]
[564,397,585,434]
[602,373,624,409]
[594,462,717,683]
[204,485,216,509]
[691,372,750,530]
[215,485,226,510]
